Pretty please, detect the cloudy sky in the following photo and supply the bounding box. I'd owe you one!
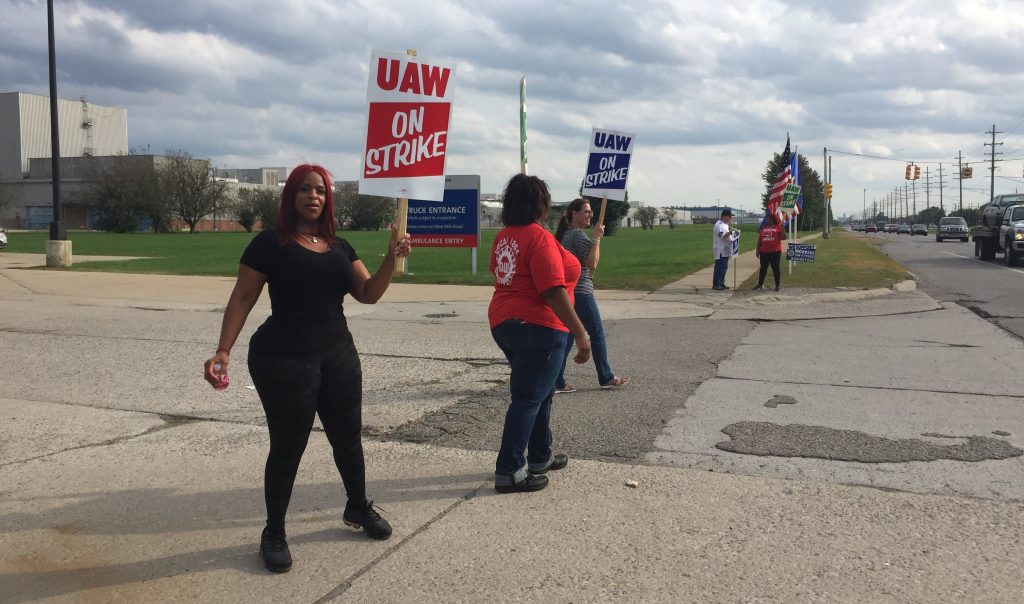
[3,0,1024,218]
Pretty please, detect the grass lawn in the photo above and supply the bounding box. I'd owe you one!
[740,230,910,289]
[3,226,905,292]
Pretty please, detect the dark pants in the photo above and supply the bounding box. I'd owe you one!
[490,319,564,483]
[757,251,782,288]
[713,256,730,287]
[556,291,614,388]
[249,340,365,536]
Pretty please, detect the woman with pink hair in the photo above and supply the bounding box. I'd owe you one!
[204,164,410,573]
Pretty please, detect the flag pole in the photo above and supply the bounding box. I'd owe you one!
[789,144,798,275]
[519,76,528,175]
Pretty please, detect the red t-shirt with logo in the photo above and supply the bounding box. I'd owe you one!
[758,223,785,253]
[488,222,581,331]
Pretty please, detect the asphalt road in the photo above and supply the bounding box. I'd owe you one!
[867,230,1024,340]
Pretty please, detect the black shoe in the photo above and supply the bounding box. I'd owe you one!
[259,528,292,573]
[712,285,724,290]
[494,473,549,493]
[753,284,764,290]
[529,453,568,475]
[343,499,393,540]
[774,286,780,292]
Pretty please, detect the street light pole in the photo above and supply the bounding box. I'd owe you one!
[47,0,65,242]
[45,0,71,267]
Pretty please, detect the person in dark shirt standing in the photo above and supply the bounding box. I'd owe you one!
[553,198,630,393]
[754,213,787,291]
[203,164,411,573]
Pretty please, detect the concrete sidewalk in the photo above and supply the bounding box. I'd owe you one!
[2,250,1023,602]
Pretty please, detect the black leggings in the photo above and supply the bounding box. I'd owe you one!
[758,251,782,287]
[248,340,365,536]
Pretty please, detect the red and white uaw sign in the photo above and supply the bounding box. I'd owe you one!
[359,50,456,201]
[581,127,636,202]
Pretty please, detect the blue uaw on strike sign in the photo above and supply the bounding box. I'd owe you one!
[581,127,636,202]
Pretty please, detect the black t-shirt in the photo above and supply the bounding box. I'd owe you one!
[240,229,361,357]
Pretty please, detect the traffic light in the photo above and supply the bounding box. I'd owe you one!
[825,183,833,198]
[914,165,921,180]
[905,165,912,179]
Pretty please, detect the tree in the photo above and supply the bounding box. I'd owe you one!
[157,150,228,233]
[335,182,394,230]
[950,207,980,225]
[660,207,677,228]
[761,152,824,231]
[235,187,279,232]
[917,206,945,225]
[86,152,160,233]
[635,206,659,229]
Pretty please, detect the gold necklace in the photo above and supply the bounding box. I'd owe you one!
[299,232,319,244]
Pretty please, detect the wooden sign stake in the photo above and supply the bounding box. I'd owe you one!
[392,47,417,277]
[394,197,409,276]
[596,196,608,228]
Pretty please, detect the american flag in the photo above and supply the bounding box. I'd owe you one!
[761,136,791,228]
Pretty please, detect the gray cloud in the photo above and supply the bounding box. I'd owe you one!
[2,0,1021,216]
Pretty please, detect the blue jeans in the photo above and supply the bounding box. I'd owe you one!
[713,256,730,287]
[556,291,614,388]
[491,319,565,483]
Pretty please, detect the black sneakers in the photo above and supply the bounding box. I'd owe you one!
[528,453,568,475]
[259,527,292,573]
[494,473,549,493]
[343,499,393,540]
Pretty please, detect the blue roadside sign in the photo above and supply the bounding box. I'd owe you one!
[786,243,816,262]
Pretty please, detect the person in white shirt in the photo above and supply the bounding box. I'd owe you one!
[712,208,739,290]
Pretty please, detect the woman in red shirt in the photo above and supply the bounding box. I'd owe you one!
[754,213,787,291]
[489,174,591,494]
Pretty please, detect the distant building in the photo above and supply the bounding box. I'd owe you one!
[0,92,128,228]
[214,167,287,186]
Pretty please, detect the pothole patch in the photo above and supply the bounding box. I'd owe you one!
[716,421,1023,463]
[424,313,459,319]
[764,395,797,408]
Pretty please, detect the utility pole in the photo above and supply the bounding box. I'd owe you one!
[863,188,866,221]
[955,150,964,213]
[822,147,829,239]
[911,178,917,221]
[984,125,1002,204]
[936,163,944,214]
[904,183,909,221]
[924,166,931,211]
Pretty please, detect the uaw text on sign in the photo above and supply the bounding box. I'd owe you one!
[581,128,636,202]
[359,50,456,201]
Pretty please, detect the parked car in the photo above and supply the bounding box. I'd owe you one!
[936,216,969,242]
[911,224,928,236]
[897,224,911,234]
[887,224,899,233]
[876,222,888,232]
[865,223,878,233]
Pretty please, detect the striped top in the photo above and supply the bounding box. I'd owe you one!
[559,227,595,296]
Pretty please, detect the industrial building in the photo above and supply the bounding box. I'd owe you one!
[0,92,128,228]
